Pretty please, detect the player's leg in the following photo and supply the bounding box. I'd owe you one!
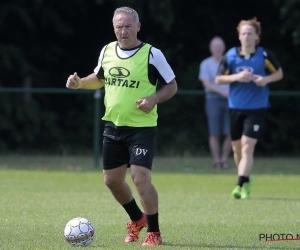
[103,126,133,204]
[231,135,257,199]
[229,109,244,198]
[231,139,243,198]
[127,127,162,246]
[131,165,160,233]
[104,165,148,243]
[238,135,257,176]
[102,125,146,242]
[131,165,161,246]
[231,137,257,199]
[238,109,266,199]
[234,135,257,199]
[232,139,242,168]
[131,165,158,214]
[229,109,243,168]
[103,165,131,204]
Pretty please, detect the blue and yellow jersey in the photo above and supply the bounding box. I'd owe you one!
[217,46,281,109]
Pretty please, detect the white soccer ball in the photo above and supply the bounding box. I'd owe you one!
[64,217,95,247]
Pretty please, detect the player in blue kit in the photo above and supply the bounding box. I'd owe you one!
[215,17,283,199]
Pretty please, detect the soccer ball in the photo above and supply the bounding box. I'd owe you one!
[64,217,95,247]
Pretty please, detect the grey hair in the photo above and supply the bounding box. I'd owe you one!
[112,7,139,23]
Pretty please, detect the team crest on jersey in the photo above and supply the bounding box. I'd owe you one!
[109,67,130,78]
[236,66,254,73]
[253,124,260,132]
[105,77,140,88]
[106,67,140,88]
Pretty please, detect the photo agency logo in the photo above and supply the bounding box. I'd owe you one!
[259,233,300,242]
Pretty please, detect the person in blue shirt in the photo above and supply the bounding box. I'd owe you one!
[215,17,283,199]
[199,36,231,170]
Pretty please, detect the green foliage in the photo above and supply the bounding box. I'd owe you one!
[0,0,90,81]
[0,93,60,151]
[113,0,174,32]
[274,0,300,45]
[0,0,300,155]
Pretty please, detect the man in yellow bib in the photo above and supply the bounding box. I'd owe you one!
[66,6,177,247]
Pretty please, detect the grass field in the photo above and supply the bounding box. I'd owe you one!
[1,155,300,249]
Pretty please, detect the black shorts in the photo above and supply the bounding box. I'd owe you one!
[102,125,157,170]
[230,108,267,141]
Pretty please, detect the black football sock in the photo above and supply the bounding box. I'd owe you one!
[237,176,249,187]
[146,212,160,232]
[122,198,142,221]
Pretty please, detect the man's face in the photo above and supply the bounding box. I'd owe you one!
[239,24,258,47]
[113,12,141,49]
[210,38,225,57]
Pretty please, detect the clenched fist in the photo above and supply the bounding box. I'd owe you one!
[66,72,82,89]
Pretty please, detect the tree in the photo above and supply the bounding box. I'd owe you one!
[274,0,300,45]
[0,0,299,155]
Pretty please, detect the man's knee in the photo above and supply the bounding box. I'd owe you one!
[232,140,241,154]
[104,174,121,188]
[131,166,151,188]
[103,166,127,188]
[241,136,257,154]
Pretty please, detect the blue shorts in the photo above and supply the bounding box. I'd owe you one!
[205,97,230,136]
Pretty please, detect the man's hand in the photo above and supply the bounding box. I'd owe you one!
[136,95,158,114]
[237,69,253,82]
[66,72,82,89]
[220,89,229,98]
[253,74,269,87]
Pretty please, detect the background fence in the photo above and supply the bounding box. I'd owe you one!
[0,88,300,168]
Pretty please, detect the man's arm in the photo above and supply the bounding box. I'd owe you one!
[136,79,177,114]
[66,72,105,89]
[253,68,283,87]
[199,59,228,96]
[153,79,177,104]
[201,79,228,97]
[215,69,253,85]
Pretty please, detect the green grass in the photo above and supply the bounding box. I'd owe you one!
[0,155,300,249]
